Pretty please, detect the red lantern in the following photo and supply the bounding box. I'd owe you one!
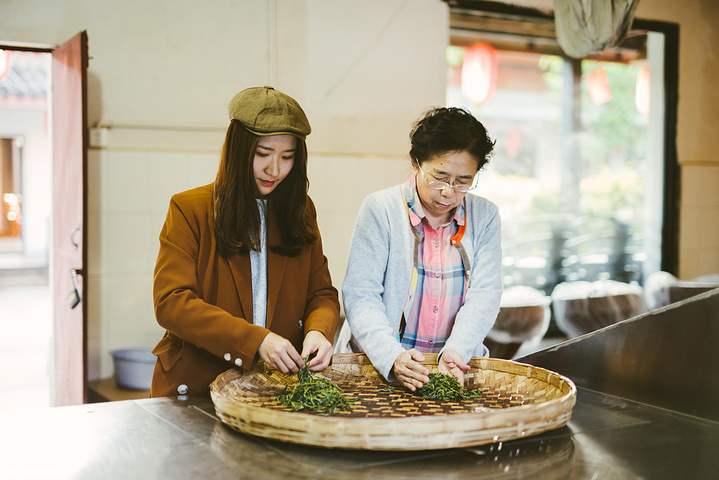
[586,67,611,105]
[0,50,11,82]
[636,66,650,117]
[461,43,498,105]
[505,130,522,157]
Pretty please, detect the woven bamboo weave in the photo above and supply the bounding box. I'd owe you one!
[210,353,576,450]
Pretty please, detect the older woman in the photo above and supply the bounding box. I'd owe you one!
[341,107,502,391]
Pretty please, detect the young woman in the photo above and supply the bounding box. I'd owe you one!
[340,107,502,391]
[151,86,339,397]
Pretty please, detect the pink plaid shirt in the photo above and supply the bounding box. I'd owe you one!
[400,178,467,353]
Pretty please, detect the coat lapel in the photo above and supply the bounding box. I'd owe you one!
[265,204,287,329]
[227,252,253,325]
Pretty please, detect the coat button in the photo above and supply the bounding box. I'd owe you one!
[235,358,243,367]
[177,384,188,395]
[224,353,231,361]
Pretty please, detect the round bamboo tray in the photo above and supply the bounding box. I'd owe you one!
[210,353,576,450]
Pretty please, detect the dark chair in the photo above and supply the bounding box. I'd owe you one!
[485,286,551,359]
[551,280,647,338]
[644,271,719,310]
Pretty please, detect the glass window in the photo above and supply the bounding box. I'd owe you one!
[447,31,666,295]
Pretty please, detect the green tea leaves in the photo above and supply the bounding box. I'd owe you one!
[417,372,483,401]
[277,358,357,414]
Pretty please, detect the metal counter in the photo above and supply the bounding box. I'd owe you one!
[519,287,719,421]
[3,289,718,479]
[2,386,717,479]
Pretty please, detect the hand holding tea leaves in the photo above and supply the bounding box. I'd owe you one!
[258,332,304,374]
[438,349,471,386]
[301,330,333,371]
[393,349,430,391]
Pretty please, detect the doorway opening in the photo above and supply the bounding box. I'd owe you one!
[0,47,53,409]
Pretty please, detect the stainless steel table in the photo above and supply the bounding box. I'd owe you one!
[2,386,717,479]
[5,289,718,479]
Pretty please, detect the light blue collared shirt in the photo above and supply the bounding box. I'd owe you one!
[250,199,268,328]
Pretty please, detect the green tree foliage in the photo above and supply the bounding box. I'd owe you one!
[534,56,647,219]
[581,61,647,164]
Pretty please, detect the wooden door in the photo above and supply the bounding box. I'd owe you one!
[52,31,88,406]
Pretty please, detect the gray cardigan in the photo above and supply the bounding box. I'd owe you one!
[341,182,503,381]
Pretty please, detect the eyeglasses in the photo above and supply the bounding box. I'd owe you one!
[416,159,477,193]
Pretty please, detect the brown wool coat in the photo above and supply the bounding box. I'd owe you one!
[151,184,339,397]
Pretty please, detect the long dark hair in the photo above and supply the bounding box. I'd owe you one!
[213,119,319,257]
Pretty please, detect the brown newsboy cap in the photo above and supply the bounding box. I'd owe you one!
[228,86,311,138]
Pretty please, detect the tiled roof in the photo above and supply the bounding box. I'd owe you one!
[0,51,49,101]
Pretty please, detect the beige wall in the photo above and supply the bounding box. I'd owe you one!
[1,0,446,380]
[2,0,717,381]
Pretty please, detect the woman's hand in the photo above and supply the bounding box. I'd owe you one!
[437,348,470,386]
[301,330,333,371]
[393,349,430,391]
[258,332,304,374]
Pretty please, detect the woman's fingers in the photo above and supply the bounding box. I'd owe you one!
[302,330,333,371]
[394,349,430,391]
[438,348,469,385]
[279,348,304,373]
[437,363,465,386]
[258,332,304,373]
[268,349,298,373]
[408,349,426,363]
[308,343,333,371]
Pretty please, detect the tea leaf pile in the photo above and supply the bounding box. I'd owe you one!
[278,359,357,414]
[417,372,483,401]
